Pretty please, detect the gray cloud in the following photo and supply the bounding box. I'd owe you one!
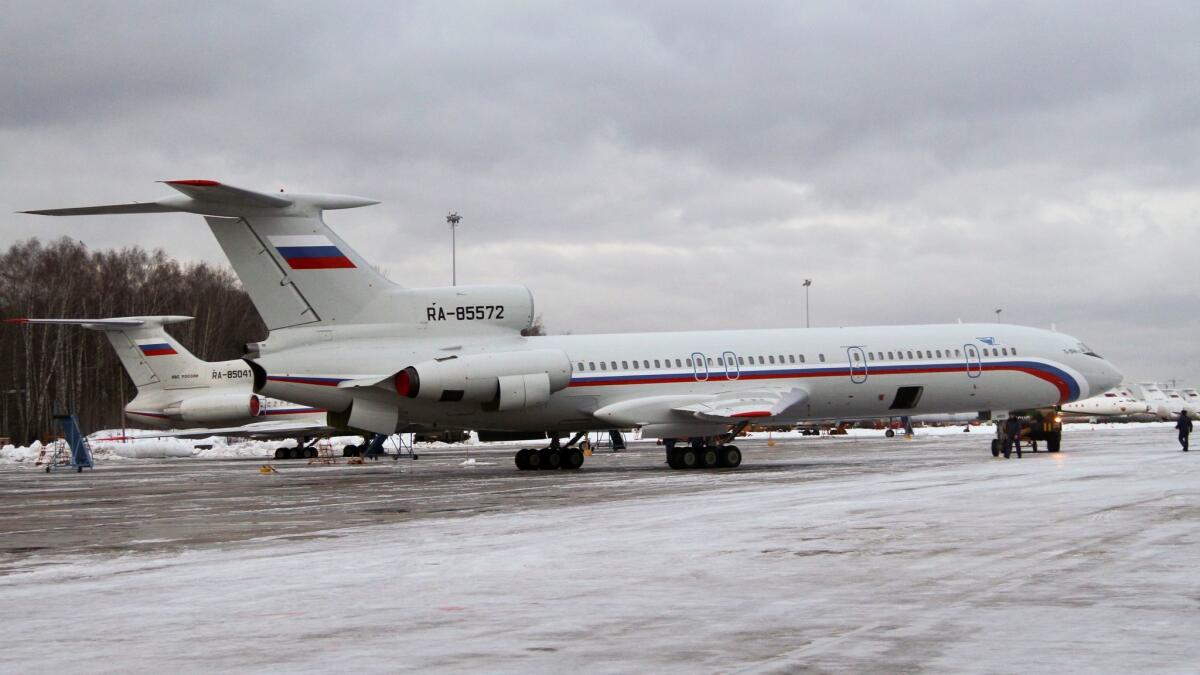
[2,0,1198,387]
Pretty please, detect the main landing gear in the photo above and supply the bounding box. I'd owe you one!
[515,432,586,471]
[273,436,319,460]
[665,438,742,470]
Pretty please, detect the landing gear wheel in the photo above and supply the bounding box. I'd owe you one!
[678,448,699,469]
[274,447,287,460]
[1002,444,1011,459]
[667,448,683,470]
[699,446,719,468]
[719,445,742,468]
[343,445,360,457]
[561,447,585,470]
[539,448,561,470]
[289,447,304,460]
[305,447,318,459]
[1047,432,1061,453]
[990,439,1001,458]
[515,448,532,470]
[525,448,543,470]
[885,429,895,438]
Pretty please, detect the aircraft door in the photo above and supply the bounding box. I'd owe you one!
[848,346,868,384]
[691,352,709,382]
[964,344,982,378]
[722,351,740,380]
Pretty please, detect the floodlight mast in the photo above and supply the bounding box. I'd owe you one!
[447,212,462,286]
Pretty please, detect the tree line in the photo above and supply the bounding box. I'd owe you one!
[0,237,266,444]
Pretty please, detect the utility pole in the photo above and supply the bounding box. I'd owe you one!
[803,279,812,328]
[446,212,462,286]
[994,308,1003,322]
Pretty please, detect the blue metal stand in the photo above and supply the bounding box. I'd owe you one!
[51,413,94,472]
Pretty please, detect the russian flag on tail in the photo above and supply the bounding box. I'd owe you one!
[268,235,356,270]
[136,340,177,357]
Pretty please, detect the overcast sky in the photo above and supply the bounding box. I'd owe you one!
[2,1,1198,388]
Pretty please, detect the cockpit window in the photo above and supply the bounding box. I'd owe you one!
[1077,342,1103,358]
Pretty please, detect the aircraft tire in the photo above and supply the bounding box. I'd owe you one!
[667,448,683,470]
[699,446,719,468]
[678,448,699,469]
[1047,432,1061,453]
[990,440,1001,457]
[305,447,318,459]
[289,447,304,460]
[515,448,532,470]
[525,448,542,470]
[719,445,742,468]
[539,448,562,470]
[561,448,584,470]
[885,429,895,438]
[274,448,287,460]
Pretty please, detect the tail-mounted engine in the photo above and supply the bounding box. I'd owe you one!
[395,350,571,411]
[163,394,261,423]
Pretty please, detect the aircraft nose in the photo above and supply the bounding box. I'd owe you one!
[1087,359,1123,396]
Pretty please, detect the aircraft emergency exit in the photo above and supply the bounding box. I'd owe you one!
[24,180,1124,470]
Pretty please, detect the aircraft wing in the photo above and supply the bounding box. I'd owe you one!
[593,387,810,427]
[673,387,810,422]
[97,420,336,441]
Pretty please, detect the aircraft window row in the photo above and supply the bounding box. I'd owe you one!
[573,352,827,372]
[571,346,1018,372]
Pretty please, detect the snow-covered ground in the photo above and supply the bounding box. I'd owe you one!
[0,421,1179,464]
[0,425,1195,672]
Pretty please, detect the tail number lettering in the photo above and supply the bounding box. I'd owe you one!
[425,305,505,322]
[211,369,253,380]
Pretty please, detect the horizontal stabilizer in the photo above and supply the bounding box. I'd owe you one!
[21,202,174,216]
[161,179,294,208]
[7,316,193,331]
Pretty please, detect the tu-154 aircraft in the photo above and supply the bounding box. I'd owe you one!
[6,315,344,458]
[24,180,1123,470]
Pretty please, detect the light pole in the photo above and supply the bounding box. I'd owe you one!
[994,308,1002,322]
[446,212,462,286]
[803,279,812,328]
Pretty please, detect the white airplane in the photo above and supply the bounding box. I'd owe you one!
[1182,388,1200,417]
[6,316,340,458]
[1161,387,1195,419]
[1060,386,1152,418]
[24,180,1124,470]
[1126,382,1175,420]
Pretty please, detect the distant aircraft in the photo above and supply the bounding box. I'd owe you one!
[24,180,1124,470]
[1060,387,1152,419]
[6,316,339,458]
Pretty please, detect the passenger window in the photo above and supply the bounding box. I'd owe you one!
[600,362,607,371]
[675,359,682,367]
[707,357,714,366]
[738,356,745,365]
[799,354,806,363]
[758,356,765,364]
[935,350,941,358]
[778,355,784,363]
[622,360,629,369]
[769,355,776,364]
[954,349,960,357]
[686,358,693,367]
[906,350,913,359]
[654,359,661,368]
[818,353,826,362]
[576,362,583,371]
[887,351,894,359]
[788,355,795,363]
[643,360,650,368]
[611,361,618,369]
[1000,348,1008,356]
[588,361,595,370]
[631,361,639,370]
[1011,348,1017,355]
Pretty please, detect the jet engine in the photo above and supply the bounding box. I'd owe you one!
[164,394,261,422]
[394,350,570,411]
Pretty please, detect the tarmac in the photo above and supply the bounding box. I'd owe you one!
[1,425,1196,672]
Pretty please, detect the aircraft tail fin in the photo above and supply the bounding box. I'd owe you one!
[23,180,392,331]
[7,316,206,390]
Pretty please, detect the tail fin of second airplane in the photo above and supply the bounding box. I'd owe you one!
[7,316,208,391]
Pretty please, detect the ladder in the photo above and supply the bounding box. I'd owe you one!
[48,413,94,473]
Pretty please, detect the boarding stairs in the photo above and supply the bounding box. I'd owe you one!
[46,413,94,473]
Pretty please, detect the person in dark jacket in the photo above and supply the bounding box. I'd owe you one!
[1178,411,1193,452]
[1005,417,1022,458]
